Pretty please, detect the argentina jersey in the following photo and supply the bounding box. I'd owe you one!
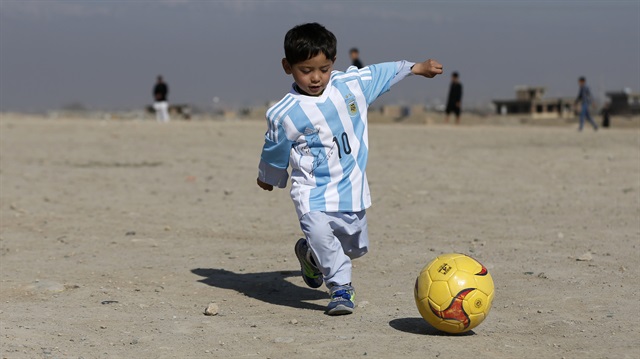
[259,61,413,218]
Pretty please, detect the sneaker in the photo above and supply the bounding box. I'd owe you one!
[294,238,323,288]
[326,284,355,316]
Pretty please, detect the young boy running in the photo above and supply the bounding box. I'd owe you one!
[257,23,442,315]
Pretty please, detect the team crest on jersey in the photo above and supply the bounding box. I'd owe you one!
[348,99,358,117]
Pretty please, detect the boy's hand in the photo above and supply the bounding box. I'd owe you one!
[257,178,274,191]
[412,59,443,78]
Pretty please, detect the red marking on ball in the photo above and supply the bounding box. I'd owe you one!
[429,288,474,329]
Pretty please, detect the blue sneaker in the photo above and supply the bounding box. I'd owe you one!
[327,284,355,316]
[294,238,323,288]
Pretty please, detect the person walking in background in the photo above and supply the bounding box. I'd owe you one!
[153,75,170,122]
[349,48,364,69]
[575,76,597,131]
[445,71,462,124]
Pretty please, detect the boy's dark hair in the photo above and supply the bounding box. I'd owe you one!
[579,76,586,82]
[452,71,459,78]
[284,23,337,65]
[350,47,359,54]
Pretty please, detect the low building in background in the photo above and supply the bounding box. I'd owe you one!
[606,89,640,115]
[492,86,574,118]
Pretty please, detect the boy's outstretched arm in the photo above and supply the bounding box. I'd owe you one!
[411,59,443,78]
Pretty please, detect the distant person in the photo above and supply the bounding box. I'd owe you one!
[445,71,463,124]
[600,101,611,128]
[575,76,597,131]
[153,76,170,122]
[349,47,364,69]
[256,23,442,315]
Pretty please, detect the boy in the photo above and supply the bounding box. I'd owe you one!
[257,23,442,315]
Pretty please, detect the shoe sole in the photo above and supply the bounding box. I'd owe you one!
[327,304,354,316]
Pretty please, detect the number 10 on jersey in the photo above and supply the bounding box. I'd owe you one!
[332,132,352,159]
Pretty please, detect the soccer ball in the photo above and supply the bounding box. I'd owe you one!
[414,253,494,334]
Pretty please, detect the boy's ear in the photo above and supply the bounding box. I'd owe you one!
[282,58,292,75]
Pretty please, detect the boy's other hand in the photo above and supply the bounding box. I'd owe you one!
[257,178,274,191]
[412,59,443,78]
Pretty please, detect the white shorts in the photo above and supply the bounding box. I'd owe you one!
[153,101,170,122]
[299,210,369,287]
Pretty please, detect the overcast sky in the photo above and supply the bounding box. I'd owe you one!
[1,0,638,112]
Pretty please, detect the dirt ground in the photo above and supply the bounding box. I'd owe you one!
[1,115,638,359]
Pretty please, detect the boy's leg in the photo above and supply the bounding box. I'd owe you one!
[330,210,369,260]
[326,211,368,315]
[299,212,353,288]
[300,211,368,315]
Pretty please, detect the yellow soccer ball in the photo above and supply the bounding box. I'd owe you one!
[414,253,495,334]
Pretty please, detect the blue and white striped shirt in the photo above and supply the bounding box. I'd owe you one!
[259,61,413,218]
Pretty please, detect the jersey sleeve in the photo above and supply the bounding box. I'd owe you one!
[360,60,415,105]
[258,117,292,188]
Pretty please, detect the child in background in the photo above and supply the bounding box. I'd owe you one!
[349,47,364,69]
[257,23,442,315]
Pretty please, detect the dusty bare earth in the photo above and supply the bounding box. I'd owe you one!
[0,115,638,359]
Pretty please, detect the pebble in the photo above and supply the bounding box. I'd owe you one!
[273,337,294,343]
[357,301,369,308]
[289,319,298,324]
[204,302,219,316]
[9,203,26,213]
[26,280,65,293]
[576,252,593,261]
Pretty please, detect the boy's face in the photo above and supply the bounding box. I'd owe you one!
[282,53,335,96]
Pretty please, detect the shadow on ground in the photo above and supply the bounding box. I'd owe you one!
[192,268,327,311]
[389,317,475,336]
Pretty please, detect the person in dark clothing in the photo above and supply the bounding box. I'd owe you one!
[153,76,170,122]
[600,101,611,128]
[445,71,462,124]
[349,48,364,69]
